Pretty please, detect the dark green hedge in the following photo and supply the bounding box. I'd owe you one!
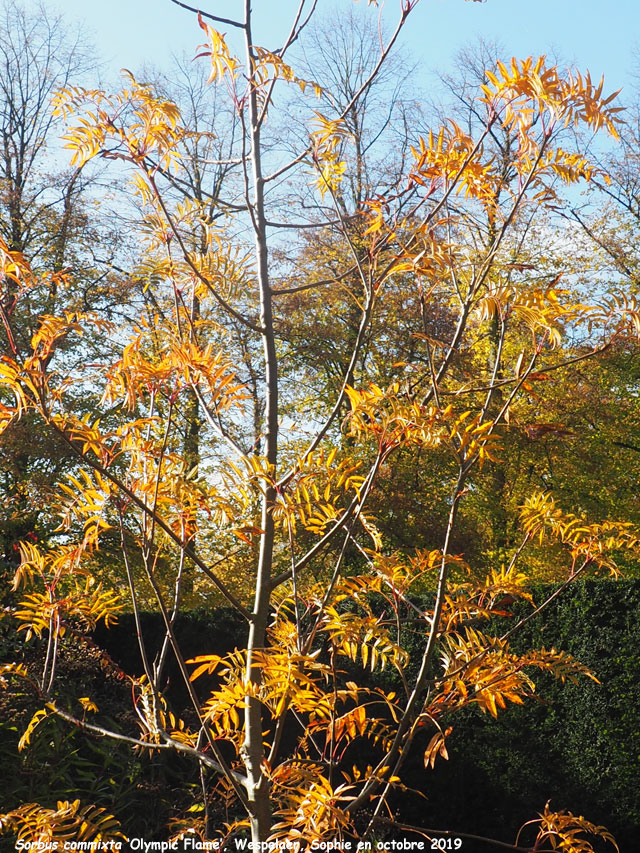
[2,582,639,849]
[90,582,640,849]
[397,580,640,851]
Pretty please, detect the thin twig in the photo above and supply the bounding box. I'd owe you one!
[169,0,246,30]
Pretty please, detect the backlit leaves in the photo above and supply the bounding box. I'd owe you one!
[196,14,240,84]
[437,628,597,719]
[310,112,350,198]
[12,535,123,644]
[346,383,450,450]
[0,800,124,846]
[270,774,353,844]
[18,706,55,751]
[103,325,247,412]
[0,237,31,288]
[189,650,250,744]
[481,57,623,144]
[14,579,122,640]
[521,492,640,574]
[252,46,323,98]
[54,72,185,170]
[2,20,630,849]
[275,449,364,535]
[322,606,409,672]
[439,628,536,717]
[519,648,599,685]
[410,123,496,205]
[56,468,113,543]
[476,282,581,348]
[423,725,453,770]
[526,802,619,853]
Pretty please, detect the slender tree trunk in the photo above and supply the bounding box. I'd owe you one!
[487,311,508,550]
[242,2,278,840]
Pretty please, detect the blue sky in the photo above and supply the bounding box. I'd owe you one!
[58,0,639,98]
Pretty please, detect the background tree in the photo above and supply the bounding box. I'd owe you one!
[0,0,92,263]
[488,69,640,576]
[0,0,97,580]
[0,1,155,592]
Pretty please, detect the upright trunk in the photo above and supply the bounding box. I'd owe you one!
[487,311,508,550]
[485,206,508,552]
[242,3,278,841]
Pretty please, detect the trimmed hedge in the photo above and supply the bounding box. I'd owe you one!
[397,580,640,851]
[3,582,638,849]
[95,583,640,848]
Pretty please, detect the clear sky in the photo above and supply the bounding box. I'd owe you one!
[57,0,638,99]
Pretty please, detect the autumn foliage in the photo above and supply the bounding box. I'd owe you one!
[0,0,637,850]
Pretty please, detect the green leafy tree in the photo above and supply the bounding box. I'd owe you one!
[0,0,136,586]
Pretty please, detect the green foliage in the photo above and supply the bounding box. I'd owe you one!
[0,631,199,846]
[414,580,640,850]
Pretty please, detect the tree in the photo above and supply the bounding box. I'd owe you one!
[499,73,640,572]
[0,0,109,584]
[0,0,93,261]
[0,1,636,849]
[275,11,424,438]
